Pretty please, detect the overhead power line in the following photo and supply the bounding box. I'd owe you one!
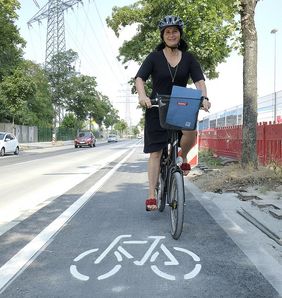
[92,0,127,81]
[33,0,40,9]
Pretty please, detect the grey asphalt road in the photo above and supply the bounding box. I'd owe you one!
[0,143,281,297]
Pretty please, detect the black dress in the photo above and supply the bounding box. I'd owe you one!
[135,50,205,153]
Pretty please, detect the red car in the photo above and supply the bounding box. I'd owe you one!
[74,131,96,148]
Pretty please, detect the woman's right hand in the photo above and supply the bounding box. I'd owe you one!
[139,96,152,108]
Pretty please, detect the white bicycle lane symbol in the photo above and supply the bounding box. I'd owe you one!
[70,235,201,281]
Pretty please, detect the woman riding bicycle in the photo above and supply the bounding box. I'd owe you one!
[135,15,211,211]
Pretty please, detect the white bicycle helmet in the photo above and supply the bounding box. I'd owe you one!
[158,15,184,32]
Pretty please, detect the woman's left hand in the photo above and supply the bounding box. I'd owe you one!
[202,98,211,112]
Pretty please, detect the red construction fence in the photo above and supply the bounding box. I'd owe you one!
[198,122,282,166]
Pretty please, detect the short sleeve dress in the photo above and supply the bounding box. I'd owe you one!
[135,50,205,153]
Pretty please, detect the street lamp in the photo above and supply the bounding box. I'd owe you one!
[271,28,278,122]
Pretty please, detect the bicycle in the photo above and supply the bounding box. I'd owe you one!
[151,92,203,240]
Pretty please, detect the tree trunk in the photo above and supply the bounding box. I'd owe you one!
[240,0,258,168]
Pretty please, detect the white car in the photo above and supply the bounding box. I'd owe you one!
[0,132,19,156]
[107,134,118,142]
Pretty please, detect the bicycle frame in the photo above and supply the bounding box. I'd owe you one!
[162,130,184,206]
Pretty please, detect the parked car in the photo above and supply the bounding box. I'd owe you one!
[0,132,19,156]
[107,134,118,142]
[74,131,96,148]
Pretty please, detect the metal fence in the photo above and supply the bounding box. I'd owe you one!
[1,123,77,142]
[36,127,77,142]
[199,90,282,130]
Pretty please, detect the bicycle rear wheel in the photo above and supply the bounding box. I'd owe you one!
[168,171,185,240]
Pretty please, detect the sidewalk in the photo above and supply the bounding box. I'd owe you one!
[19,140,73,150]
[185,179,282,295]
[19,139,108,151]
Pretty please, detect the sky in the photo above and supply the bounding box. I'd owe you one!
[16,0,282,125]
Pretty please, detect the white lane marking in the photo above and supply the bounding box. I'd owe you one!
[173,247,201,262]
[97,265,121,280]
[150,251,159,262]
[94,235,132,264]
[134,236,165,266]
[173,247,202,280]
[69,265,89,281]
[161,244,179,266]
[0,147,137,291]
[0,148,132,233]
[117,246,134,259]
[73,249,98,262]
[114,251,123,262]
[151,265,175,281]
[184,264,202,280]
[123,241,148,244]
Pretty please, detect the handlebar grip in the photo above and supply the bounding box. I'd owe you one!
[150,98,158,105]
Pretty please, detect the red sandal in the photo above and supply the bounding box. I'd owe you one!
[180,163,191,176]
[145,198,157,212]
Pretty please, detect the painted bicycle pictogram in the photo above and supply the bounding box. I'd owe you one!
[70,235,201,281]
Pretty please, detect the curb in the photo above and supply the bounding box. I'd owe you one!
[20,141,72,151]
[19,139,106,151]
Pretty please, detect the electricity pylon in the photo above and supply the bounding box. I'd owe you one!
[28,1,83,142]
[28,0,83,66]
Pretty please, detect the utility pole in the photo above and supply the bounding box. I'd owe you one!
[28,0,83,143]
[271,28,278,122]
[125,86,131,128]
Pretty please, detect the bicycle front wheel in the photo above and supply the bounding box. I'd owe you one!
[169,171,185,240]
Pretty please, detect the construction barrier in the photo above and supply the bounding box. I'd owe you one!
[187,136,199,168]
[198,122,282,166]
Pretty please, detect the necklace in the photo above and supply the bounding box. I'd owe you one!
[167,62,179,83]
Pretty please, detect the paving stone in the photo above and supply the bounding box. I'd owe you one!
[269,210,282,219]
[237,193,262,201]
[252,201,281,209]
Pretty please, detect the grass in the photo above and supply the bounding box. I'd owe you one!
[198,149,222,167]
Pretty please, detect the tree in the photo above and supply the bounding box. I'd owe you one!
[107,0,261,168]
[104,108,120,129]
[46,49,79,108]
[106,0,239,79]
[132,126,140,137]
[89,93,117,129]
[114,119,128,136]
[61,113,82,129]
[66,75,119,131]
[0,60,54,126]
[240,0,258,168]
[0,64,36,126]
[138,114,145,130]
[45,49,79,140]
[67,75,98,122]
[24,60,54,127]
[0,0,25,81]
